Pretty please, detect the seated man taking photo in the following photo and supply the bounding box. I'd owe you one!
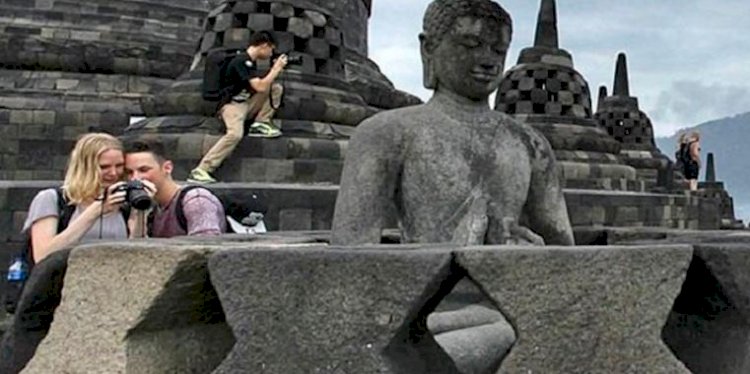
[125,139,227,237]
[188,30,288,184]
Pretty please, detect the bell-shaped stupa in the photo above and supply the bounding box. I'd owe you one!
[594,53,673,190]
[127,0,419,184]
[495,0,711,230]
[495,0,639,191]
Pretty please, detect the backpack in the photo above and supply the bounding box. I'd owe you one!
[3,187,129,313]
[674,144,686,168]
[169,185,267,235]
[202,49,242,102]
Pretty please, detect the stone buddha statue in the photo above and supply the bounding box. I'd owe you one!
[332,0,575,371]
[332,0,574,247]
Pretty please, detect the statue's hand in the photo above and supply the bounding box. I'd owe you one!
[502,218,545,246]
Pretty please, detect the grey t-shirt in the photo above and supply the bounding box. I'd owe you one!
[22,188,128,242]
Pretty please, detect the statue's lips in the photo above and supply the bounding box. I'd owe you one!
[470,72,498,82]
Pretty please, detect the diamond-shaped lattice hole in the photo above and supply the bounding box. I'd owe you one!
[662,254,750,373]
[384,260,516,373]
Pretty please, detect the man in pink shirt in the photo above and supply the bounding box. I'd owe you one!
[124,139,227,237]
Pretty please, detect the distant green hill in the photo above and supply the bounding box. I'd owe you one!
[655,112,750,222]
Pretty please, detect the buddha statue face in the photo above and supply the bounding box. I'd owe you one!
[420,0,512,101]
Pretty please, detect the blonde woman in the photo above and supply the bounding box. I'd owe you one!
[684,132,701,191]
[23,133,132,262]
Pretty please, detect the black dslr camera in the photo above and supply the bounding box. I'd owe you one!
[272,53,303,65]
[113,180,152,210]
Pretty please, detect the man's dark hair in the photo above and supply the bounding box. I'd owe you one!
[123,137,169,163]
[248,30,276,48]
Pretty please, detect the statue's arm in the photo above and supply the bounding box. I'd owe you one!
[523,135,575,246]
[331,119,401,245]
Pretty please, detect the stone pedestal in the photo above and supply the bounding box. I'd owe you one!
[21,240,697,373]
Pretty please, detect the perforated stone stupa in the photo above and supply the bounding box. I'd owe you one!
[127,0,420,184]
[594,53,673,190]
[494,0,639,192]
[495,0,709,230]
[0,0,208,179]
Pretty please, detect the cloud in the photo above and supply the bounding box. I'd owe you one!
[367,0,750,136]
[650,81,750,136]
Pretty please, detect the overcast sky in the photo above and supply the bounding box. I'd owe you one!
[368,0,750,137]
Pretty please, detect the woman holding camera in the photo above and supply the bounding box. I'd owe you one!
[23,133,143,262]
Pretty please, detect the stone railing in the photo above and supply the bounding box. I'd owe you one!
[8,236,750,373]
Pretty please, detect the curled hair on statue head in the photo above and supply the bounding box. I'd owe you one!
[422,0,512,49]
[419,0,512,89]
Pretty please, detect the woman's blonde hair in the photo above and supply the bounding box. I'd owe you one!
[677,132,687,145]
[63,133,124,204]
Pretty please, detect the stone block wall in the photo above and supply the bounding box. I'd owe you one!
[0,70,173,180]
[565,189,705,229]
[122,128,349,183]
[0,0,206,78]
[0,0,209,180]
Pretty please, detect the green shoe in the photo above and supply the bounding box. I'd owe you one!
[187,168,217,184]
[247,122,282,138]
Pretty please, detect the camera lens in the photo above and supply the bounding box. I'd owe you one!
[126,180,152,210]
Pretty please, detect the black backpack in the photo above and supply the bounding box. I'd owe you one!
[4,187,129,314]
[674,144,685,168]
[202,49,242,102]
[675,142,694,167]
[170,185,267,235]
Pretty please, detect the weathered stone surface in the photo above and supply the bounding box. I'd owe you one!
[208,246,461,373]
[663,243,750,374]
[0,1,207,78]
[0,68,173,180]
[456,245,693,373]
[303,10,327,27]
[22,242,234,374]
[288,17,314,39]
[270,3,295,18]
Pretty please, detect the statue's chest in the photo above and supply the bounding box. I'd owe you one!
[403,124,533,198]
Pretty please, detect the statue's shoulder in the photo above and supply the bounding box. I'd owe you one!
[492,111,555,157]
[354,105,429,137]
[360,105,428,126]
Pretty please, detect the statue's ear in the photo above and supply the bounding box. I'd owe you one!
[419,33,437,90]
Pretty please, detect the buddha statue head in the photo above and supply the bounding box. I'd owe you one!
[420,0,512,101]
